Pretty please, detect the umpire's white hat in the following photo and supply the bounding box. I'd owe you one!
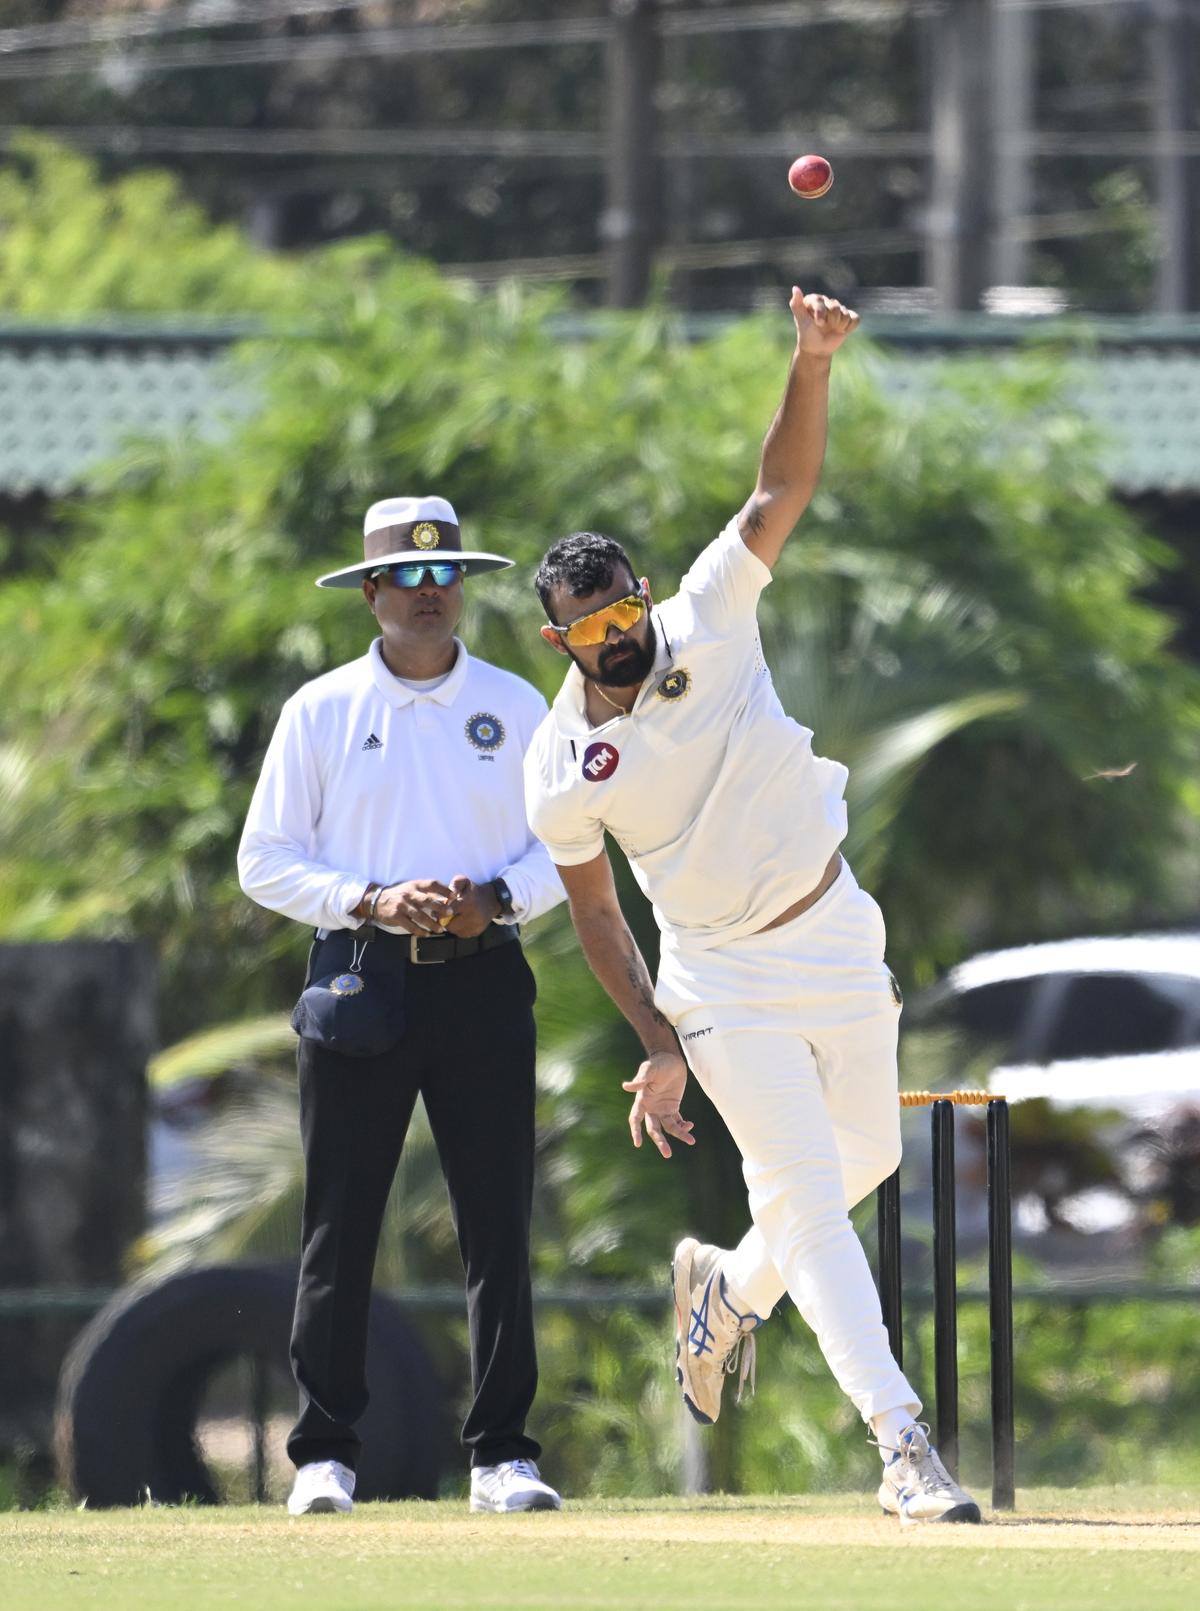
[315,495,514,588]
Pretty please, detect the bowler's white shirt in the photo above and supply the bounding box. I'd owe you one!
[524,521,848,951]
[239,638,563,932]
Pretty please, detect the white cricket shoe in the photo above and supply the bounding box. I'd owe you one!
[877,1424,982,1525]
[470,1459,561,1514]
[672,1237,763,1426]
[286,1459,356,1516]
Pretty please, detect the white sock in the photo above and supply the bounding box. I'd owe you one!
[871,1406,919,1459]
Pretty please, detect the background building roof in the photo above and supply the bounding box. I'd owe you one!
[2,316,1199,499]
[871,316,1200,497]
[0,320,253,498]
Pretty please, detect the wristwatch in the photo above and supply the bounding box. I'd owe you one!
[490,877,515,919]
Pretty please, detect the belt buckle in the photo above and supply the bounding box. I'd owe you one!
[409,934,448,965]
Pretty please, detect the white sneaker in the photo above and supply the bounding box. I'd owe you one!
[877,1424,982,1525]
[286,1459,356,1516]
[469,1459,561,1514]
[672,1237,763,1425]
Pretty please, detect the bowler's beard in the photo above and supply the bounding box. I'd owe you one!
[571,633,656,690]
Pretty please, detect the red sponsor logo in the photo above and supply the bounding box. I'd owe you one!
[582,741,620,782]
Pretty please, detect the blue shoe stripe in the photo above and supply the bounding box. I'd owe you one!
[688,1275,717,1356]
[718,1274,763,1329]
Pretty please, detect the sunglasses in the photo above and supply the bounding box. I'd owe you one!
[370,561,465,588]
[551,589,648,649]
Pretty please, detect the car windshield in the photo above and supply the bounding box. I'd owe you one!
[1040,971,1199,1062]
[934,977,1035,1063]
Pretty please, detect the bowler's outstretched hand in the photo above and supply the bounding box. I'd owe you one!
[623,1050,696,1159]
[791,287,859,357]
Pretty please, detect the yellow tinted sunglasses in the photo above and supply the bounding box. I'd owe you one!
[552,590,648,649]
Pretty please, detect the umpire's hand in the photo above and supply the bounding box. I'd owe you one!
[371,879,453,934]
[442,874,502,938]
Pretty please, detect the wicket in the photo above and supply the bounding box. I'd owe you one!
[876,1091,1015,1510]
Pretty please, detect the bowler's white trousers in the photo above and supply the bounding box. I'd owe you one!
[655,860,920,1427]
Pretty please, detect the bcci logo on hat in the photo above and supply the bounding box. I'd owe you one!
[411,522,440,550]
[465,712,506,751]
[582,741,620,782]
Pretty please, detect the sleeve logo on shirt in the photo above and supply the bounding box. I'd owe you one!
[656,667,691,701]
[582,741,620,782]
[361,733,383,751]
[465,712,506,752]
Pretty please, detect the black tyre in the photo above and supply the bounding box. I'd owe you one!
[54,1264,444,1507]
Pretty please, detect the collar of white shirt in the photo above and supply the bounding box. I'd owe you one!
[368,636,471,708]
[552,611,674,737]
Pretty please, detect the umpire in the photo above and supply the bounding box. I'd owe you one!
[238,495,564,1516]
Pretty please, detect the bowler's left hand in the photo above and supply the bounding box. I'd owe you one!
[791,287,859,358]
[443,874,501,938]
[622,1051,696,1160]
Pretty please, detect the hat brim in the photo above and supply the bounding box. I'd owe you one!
[316,550,514,588]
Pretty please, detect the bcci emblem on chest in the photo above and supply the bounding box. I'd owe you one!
[465,712,506,753]
[656,668,691,701]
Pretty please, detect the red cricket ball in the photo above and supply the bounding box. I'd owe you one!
[788,154,834,199]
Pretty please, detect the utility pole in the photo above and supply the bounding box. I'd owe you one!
[990,0,1033,292]
[604,0,660,308]
[926,0,992,311]
[1151,0,1198,311]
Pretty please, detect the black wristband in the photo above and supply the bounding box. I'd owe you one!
[491,877,515,918]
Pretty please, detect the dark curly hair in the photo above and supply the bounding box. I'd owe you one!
[534,532,637,617]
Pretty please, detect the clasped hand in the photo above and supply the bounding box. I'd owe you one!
[622,1050,696,1160]
[369,875,498,937]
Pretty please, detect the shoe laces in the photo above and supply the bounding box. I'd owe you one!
[887,1424,958,1493]
[479,1459,539,1489]
[723,1332,757,1405]
[710,1278,759,1403]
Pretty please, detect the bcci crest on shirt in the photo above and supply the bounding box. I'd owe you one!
[656,668,691,701]
[466,712,506,752]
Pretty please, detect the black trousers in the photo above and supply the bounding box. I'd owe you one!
[286,931,541,1472]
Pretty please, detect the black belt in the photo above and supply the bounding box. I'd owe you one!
[373,922,520,966]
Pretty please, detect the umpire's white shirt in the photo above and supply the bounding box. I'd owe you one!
[239,638,563,931]
[524,520,849,950]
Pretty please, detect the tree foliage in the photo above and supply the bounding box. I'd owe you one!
[0,136,292,316]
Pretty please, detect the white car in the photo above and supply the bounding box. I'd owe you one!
[909,934,1200,1120]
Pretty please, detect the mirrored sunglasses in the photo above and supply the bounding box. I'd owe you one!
[552,590,647,649]
[370,561,465,588]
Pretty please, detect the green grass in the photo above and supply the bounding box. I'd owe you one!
[4,1489,1199,1611]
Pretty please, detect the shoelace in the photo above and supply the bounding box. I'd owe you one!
[479,1459,539,1489]
[722,1332,757,1405]
[873,1424,958,1496]
[907,1438,957,1493]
